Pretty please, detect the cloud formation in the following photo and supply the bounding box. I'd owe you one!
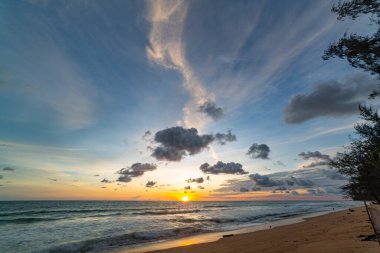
[146,181,157,188]
[249,173,284,187]
[283,74,378,124]
[186,177,204,184]
[299,151,330,160]
[303,161,330,168]
[151,127,236,161]
[101,178,112,183]
[216,166,347,198]
[3,167,15,171]
[214,130,236,145]
[288,176,314,188]
[142,130,152,139]
[198,101,224,120]
[152,147,185,161]
[117,163,157,183]
[250,173,315,188]
[239,187,249,192]
[146,0,216,129]
[251,186,261,191]
[247,143,270,159]
[299,150,332,168]
[200,161,248,175]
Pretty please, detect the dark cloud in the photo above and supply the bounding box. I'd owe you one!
[214,130,236,145]
[155,127,214,154]
[200,161,248,175]
[249,173,284,187]
[286,180,295,186]
[307,188,325,196]
[274,186,287,191]
[0,175,3,179]
[299,151,332,168]
[206,176,210,181]
[283,73,378,124]
[217,167,346,197]
[250,173,314,188]
[151,127,236,161]
[186,177,204,184]
[251,186,261,191]
[48,178,57,182]
[146,181,157,188]
[117,163,157,183]
[247,143,270,159]
[142,130,152,139]
[94,174,100,177]
[101,178,112,183]
[198,185,205,189]
[118,176,132,183]
[198,100,224,120]
[288,176,315,188]
[290,190,299,195]
[321,169,347,180]
[3,167,15,171]
[151,146,186,161]
[299,151,331,160]
[151,127,214,161]
[239,187,250,192]
[184,185,191,190]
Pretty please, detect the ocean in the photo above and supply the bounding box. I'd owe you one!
[0,200,361,253]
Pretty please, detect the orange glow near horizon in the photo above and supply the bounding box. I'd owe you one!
[0,181,343,201]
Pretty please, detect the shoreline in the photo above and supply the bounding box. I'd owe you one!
[107,207,356,253]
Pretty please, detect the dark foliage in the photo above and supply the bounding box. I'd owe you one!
[330,106,380,202]
[323,0,380,98]
[325,1,380,202]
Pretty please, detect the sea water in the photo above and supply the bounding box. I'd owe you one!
[0,200,361,253]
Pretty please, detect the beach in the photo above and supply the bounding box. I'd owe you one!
[116,206,379,253]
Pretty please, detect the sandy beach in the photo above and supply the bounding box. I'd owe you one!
[115,206,379,253]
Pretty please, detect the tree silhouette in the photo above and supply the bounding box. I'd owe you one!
[324,0,380,202]
[323,0,380,98]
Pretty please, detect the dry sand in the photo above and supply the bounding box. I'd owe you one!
[139,206,379,253]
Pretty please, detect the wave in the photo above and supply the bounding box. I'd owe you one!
[133,209,201,215]
[173,212,295,224]
[203,205,231,208]
[0,206,187,217]
[35,226,208,253]
[0,208,143,217]
[0,217,62,224]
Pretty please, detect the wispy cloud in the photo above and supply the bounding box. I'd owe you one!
[146,0,217,129]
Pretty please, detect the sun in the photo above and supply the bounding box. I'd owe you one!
[182,196,189,202]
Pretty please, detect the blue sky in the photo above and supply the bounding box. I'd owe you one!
[0,0,376,200]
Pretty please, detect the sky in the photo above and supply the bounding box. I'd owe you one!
[0,0,377,201]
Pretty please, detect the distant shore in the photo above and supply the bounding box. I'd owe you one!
[112,206,378,253]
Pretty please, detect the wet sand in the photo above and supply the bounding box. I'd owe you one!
[114,206,379,253]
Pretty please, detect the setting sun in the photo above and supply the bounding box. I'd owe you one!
[182,196,189,202]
